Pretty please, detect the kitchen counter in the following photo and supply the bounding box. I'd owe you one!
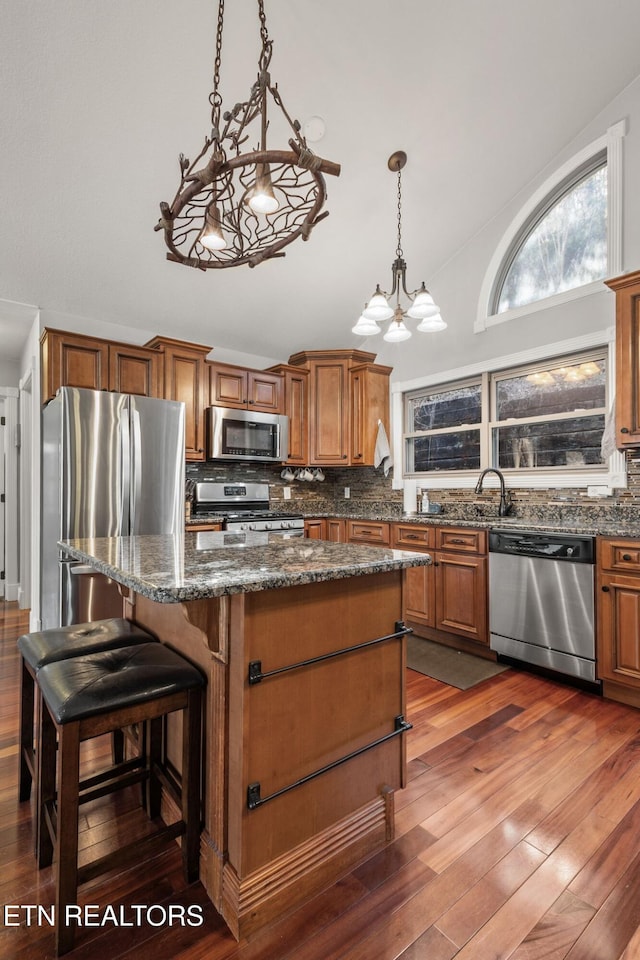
[59,531,431,602]
[58,531,428,940]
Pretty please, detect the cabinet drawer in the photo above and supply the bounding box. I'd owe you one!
[188,522,223,532]
[436,527,486,555]
[347,520,390,545]
[599,538,640,573]
[392,524,435,551]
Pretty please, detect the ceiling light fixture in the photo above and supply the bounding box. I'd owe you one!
[353,151,446,342]
[155,0,340,270]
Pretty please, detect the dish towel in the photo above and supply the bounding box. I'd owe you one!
[600,397,617,460]
[374,420,393,476]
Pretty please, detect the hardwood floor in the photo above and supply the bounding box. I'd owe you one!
[2,600,640,958]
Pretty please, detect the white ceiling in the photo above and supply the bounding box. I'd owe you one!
[2,0,640,364]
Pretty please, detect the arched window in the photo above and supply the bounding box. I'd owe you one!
[493,154,607,314]
[475,121,625,333]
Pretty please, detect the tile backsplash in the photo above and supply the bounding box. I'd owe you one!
[186,454,640,524]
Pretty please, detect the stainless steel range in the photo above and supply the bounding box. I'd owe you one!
[192,481,304,536]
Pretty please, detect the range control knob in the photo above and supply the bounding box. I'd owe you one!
[240,523,249,532]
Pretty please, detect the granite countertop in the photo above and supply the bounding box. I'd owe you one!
[59,532,432,603]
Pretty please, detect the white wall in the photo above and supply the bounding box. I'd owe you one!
[375,75,640,383]
[0,357,20,387]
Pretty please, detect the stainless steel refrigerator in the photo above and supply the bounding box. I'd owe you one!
[41,386,185,630]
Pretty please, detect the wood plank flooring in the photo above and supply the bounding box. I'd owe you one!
[2,599,640,958]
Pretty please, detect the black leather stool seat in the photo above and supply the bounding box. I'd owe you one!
[37,642,205,724]
[18,617,154,670]
[18,618,156,804]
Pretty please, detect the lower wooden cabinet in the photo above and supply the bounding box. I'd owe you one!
[597,537,640,705]
[346,520,390,546]
[304,519,326,540]
[392,523,488,649]
[327,519,346,542]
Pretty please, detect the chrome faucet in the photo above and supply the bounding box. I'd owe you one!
[474,468,513,517]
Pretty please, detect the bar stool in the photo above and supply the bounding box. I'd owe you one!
[17,618,155,803]
[36,641,204,956]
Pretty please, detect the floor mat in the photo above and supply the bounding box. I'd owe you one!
[407,635,509,689]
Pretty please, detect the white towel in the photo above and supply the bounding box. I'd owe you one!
[374,420,393,476]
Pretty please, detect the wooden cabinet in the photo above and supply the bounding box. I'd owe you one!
[606,269,640,447]
[41,329,162,402]
[304,519,326,540]
[146,336,211,461]
[597,536,640,706]
[187,522,223,532]
[268,364,309,464]
[346,519,390,546]
[327,519,346,542]
[288,350,391,466]
[392,523,489,650]
[209,361,283,413]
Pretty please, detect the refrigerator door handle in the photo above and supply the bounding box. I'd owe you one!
[69,565,101,576]
[119,407,130,536]
[130,407,143,534]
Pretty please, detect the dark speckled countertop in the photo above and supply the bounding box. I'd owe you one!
[59,532,432,603]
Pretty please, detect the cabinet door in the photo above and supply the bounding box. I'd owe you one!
[403,564,436,628]
[304,519,326,540]
[326,519,346,542]
[347,520,391,546]
[209,363,247,408]
[597,573,640,685]
[607,270,640,445]
[350,364,392,466]
[247,371,283,412]
[108,344,162,397]
[285,370,308,464]
[165,350,207,459]
[309,360,349,464]
[41,329,109,401]
[435,553,488,644]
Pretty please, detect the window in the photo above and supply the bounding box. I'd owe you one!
[475,121,625,334]
[404,349,607,477]
[493,156,607,314]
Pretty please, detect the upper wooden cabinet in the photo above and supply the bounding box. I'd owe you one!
[268,363,309,464]
[606,269,640,446]
[208,361,283,413]
[146,336,212,461]
[288,349,392,466]
[41,328,162,403]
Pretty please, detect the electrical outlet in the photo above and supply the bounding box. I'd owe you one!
[283,486,291,500]
[344,487,350,499]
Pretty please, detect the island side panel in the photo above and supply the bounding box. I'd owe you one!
[226,570,407,879]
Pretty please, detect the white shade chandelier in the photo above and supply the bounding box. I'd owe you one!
[353,151,446,342]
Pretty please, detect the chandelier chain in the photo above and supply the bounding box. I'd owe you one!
[396,168,403,259]
[209,0,225,137]
[258,0,269,50]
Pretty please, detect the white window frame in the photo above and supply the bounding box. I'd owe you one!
[475,119,626,334]
[391,328,625,492]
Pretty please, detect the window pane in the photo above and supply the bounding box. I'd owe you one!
[493,414,605,469]
[409,431,481,472]
[497,165,607,313]
[407,383,481,432]
[496,358,606,420]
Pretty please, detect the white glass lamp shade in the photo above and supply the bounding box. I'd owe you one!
[363,288,394,322]
[248,165,279,215]
[407,287,440,319]
[383,319,412,342]
[416,312,447,333]
[199,205,226,250]
[352,313,381,336]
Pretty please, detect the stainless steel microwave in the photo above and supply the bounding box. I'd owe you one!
[206,407,289,462]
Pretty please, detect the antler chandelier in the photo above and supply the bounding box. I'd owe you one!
[353,151,446,342]
[155,0,340,270]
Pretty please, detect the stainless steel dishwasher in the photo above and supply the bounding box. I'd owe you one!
[489,528,596,683]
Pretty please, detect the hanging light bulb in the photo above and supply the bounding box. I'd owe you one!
[363,285,394,321]
[248,163,279,215]
[352,305,381,336]
[383,305,412,342]
[199,203,226,250]
[407,284,440,319]
[416,313,447,333]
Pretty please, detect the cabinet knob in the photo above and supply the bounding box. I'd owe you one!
[602,585,610,592]
[342,455,347,459]
[622,554,633,561]
[621,427,630,434]
[433,561,439,567]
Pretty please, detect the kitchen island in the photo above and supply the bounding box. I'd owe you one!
[59,531,431,938]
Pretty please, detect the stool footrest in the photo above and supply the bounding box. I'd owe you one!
[77,820,186,885]
[79,765,148,806]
